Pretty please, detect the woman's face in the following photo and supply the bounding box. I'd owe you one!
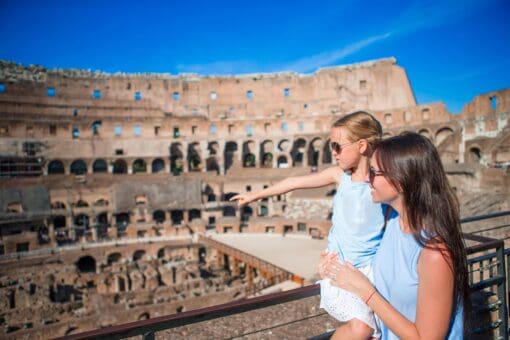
[329,127,361,170]
[368,152,401,205]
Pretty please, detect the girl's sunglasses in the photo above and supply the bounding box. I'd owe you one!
[329,141,355,154]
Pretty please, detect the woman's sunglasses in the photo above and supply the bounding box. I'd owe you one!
[368,167,385,184]
[329,141,355,154]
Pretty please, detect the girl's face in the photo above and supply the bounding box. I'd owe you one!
[368,152,401,205]
[329,127,362,170]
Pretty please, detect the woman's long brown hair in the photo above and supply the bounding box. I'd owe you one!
[374,132,469,323]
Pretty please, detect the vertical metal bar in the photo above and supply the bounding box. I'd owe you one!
[497,245,508,339]
[142,331,155,340]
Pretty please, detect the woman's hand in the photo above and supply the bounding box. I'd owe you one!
[230,193,257,206]
[325,258,375,301]
[318,250,337,279]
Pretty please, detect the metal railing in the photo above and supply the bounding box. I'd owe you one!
[59,211,510,340]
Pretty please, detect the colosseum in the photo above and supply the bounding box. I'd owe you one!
[0,57,509,338]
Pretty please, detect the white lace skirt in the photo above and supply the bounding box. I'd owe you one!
[318,262,379,335]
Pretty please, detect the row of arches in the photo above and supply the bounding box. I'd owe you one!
[46,127,458,176]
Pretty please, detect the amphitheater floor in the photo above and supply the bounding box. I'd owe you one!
[211,233,329,282]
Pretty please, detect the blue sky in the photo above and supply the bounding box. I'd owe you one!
[0,0,509,113]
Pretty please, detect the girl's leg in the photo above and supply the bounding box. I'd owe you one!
[331,318,373,340]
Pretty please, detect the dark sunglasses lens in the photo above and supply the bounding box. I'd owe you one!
[330,142,340,153]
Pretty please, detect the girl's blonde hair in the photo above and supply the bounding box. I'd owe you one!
[332,111,382,146]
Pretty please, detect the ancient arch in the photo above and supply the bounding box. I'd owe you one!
[92,159,108,173]
[153,210,165,223]
[170,143,184,175]
[418,129,431,140]
[188,143,202,172]
[107,252,122,266]
[277,155,288,168]
[291,138,307,166]
[53,215,66,229]
[76,256,96,273]
[75,200,89,208]
[151,158,165,173]
[113,159,128,174]
[468,146,482,164]
[132,159,147,174]
[224,141,238,173]
[243,141,256,168]
[133,250,146,262]
[70,160,87,175]
[322,139,332,164]
[260,140,274,168]
[435,127,454,146]
[189,209,201,221]
[206,156,220,174]
[48,160,65,175]
[308,138,322,167]
[51,201,66,209]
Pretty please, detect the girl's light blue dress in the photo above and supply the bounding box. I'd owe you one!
[319,171,386,331]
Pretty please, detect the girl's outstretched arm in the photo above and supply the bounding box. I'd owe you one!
[230,166,342,206]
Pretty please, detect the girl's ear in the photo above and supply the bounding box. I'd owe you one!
[357,139,369,154]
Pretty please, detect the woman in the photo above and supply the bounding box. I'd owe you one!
[322,132,469,339]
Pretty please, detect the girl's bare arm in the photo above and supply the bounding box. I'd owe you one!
[230,166,342,206]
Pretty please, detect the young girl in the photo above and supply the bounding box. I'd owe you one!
[324,132,468,339]
[231,111,386,339]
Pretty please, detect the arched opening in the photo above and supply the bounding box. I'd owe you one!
[170,210,183,225]
[208,141,219,156]
[223,206,236,217]
[204,185,216,202]
[51,201,66,210]
[151,158,165,173]
[224,141,238,173]
[259,205,268,217]
[107,252,122,266]
[277,155,288,168]
[170,143,184,175]
[153,210,166,223]
[189,209,201,221]
[291,139,307,166]
[133,250,146,262]
[188,143,202,172]
[243,141,256,167]
[435,127,454,146]
[53,215,66,229]
[418,129,431,140]
[139,313,150,320]
[132,159,147,174]
[48,160,65,175]
[206,157,220,174]
[115,213,130,236]
[322,139,332,164]
[468,147,482,163]
[95,212,109,238]
[74,214,89,228]
[92,159,108,173]
[70,160,87,175]
[260,140,274,168]
[223,192,238,201]
[75,200,89,208]
[113,160,127,174]
[94,199,109,207]
[308,138,322,167]
[241,206,253,222]
[76,256,96,273]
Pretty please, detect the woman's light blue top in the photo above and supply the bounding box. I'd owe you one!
[327,171,386,268]
[373,215,464,340]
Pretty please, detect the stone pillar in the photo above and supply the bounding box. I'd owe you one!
[231,258,240,276]
[245,265,253,284]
